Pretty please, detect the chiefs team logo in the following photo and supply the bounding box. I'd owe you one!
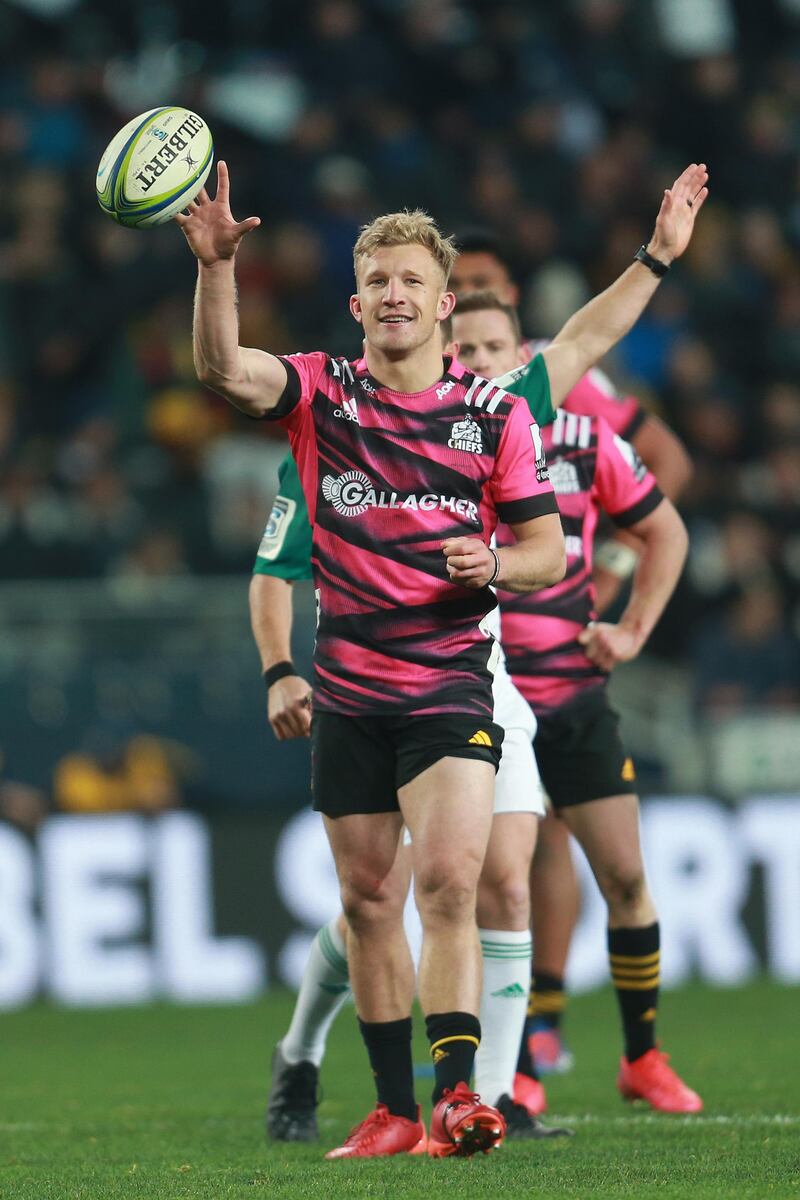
[321,470,373,517]
[448,416,483,454]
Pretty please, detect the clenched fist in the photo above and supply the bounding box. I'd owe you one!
[442,537,499,589]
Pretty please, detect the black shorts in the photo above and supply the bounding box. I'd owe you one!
[311,712,504,818]
[534,688,636,810]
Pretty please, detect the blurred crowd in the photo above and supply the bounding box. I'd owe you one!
[1,0,799,720]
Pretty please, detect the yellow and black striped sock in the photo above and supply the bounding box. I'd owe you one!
[608,923,660,1062]
[530,970,566,1030]
[426,1011,481,1103]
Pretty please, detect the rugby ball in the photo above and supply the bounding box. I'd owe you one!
[96,107,214,228]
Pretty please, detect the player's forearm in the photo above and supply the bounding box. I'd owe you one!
[193,260,244,385]
[193,262,285,416]
[616,509,687,651]
[249,574,295,671]
[547,257,664,401]
[496,515,566,593]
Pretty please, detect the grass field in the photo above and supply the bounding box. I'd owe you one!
[1,982,798,1199]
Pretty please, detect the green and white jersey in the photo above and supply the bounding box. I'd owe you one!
[252,353,555,581]
[252,450,313,581]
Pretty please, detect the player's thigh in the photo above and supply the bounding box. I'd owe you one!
[323,809,405,904]
[532,808,572,870]
[398,755,495,892]
[559,792,645,885]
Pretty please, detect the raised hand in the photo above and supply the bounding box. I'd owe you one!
[175,161,260,267]
[648,163,709,265]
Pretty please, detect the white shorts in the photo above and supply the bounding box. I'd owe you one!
[492,662,545,817]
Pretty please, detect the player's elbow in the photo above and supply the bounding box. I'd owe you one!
[542,541,567,588]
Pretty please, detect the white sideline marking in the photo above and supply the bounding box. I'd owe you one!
[556,1113,800,1128]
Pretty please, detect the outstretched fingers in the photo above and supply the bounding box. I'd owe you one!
[235,216,261,235]
[691,185,709,215]
[215,160,230,204]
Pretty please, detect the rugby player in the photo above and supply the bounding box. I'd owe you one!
[178,161,707,1157]
[453,294,702,1114]
[255,317,571,1143]
[453,229,693,1082]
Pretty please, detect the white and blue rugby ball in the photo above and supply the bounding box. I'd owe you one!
[96,106,214,228]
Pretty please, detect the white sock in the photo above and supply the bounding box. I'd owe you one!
[474,928,532,1106]
[281,918,351,1067]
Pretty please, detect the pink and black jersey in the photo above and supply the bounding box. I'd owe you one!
[270,353,558,717]
[524,339,645,441]
[498,411,662,716]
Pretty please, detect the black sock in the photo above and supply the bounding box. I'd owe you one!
[357,1017,417,1121]
[608,923,660,1062]
[530,970,566,1030]
[425,1012,481,1103]
[516,1028,539,1080]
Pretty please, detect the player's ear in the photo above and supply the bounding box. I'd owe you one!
[445,339,459,358]
[349,294,363,325]
[439,291,456,320]
[515,343,528,366]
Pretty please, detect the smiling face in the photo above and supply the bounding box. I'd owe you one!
[350,243,455,360]
[451,306,525,379]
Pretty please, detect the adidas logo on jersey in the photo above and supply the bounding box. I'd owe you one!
[448,416,483,455]
[333,396,360,423]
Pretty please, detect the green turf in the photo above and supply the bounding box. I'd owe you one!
[1,982,798,1199]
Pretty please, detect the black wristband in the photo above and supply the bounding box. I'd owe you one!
[634,245,670,278]
[487,548,501,587]
[264,660,298,689]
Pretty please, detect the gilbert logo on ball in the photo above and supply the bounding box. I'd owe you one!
[96,107,213,228]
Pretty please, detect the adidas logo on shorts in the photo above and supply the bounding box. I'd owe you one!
[468,730,493,746]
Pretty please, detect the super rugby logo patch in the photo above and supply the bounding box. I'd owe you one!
[257,495,297,560]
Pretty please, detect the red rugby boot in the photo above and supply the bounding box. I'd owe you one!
[617,1049,703,1114]
[513,1070,548,1116]
[428,1082,506,1157]
[325,1104,427,1159]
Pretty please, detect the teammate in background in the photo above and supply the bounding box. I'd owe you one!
[453,230,693,1079]
[453,292,701,1114]
[254,317,571,1143]
[179,161,706,1158]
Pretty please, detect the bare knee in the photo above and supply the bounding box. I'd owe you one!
[340,868,406,934]
[477,871,530,931]
[597,863,648,918]
[416,859,481,926]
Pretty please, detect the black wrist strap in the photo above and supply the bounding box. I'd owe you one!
[634,245,670,277]
[264,660,297,688]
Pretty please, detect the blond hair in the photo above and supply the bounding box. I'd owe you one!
[353,209,457,283]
